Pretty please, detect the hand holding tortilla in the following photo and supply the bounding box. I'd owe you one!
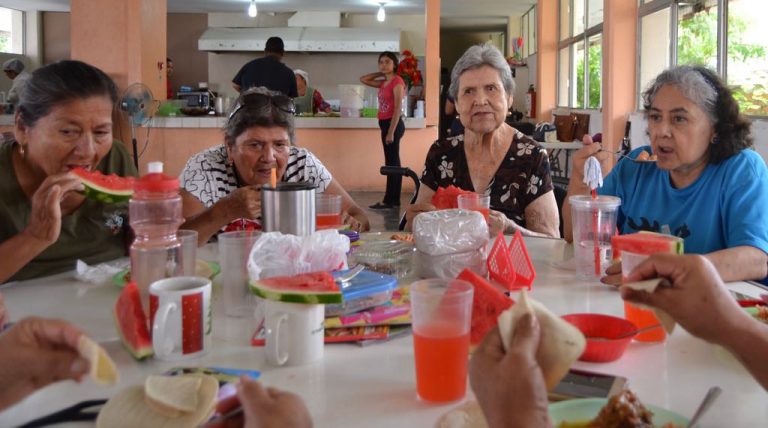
[0,317,91,411]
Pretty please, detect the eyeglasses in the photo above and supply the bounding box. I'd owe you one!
[228,92,296,120]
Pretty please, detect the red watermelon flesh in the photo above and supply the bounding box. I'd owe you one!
[457,268,515,346]
[431,185,474,210]
[72,167,135,203]
[114,281,153,360]
[250,271,343,304]
[611,231,684,260]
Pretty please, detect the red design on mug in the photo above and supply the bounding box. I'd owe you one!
[182,292,203,354]
[149,294,159,338]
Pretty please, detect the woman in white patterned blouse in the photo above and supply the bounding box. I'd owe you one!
[180,87,370,243]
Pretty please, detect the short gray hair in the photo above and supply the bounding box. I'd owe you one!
[224,86,296,146]
[642,65,718,125]
[449,44,515,100]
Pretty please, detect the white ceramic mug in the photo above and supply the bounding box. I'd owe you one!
[150,276,212,361]
[264,301,324,366]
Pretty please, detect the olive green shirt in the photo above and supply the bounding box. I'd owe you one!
[0,141,138,282]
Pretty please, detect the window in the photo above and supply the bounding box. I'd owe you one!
[521,6,537,58]
[638,0,768,116]
[0,7,23,54]
[557,0,603,109]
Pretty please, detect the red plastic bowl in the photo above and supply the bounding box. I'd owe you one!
[562,313,638,363]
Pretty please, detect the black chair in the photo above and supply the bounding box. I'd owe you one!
[379,166,420,231]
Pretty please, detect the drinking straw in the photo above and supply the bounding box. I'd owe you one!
[269,167,277,188]
[583,157,604,276]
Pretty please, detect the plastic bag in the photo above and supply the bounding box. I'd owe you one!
[247,230,350,281]
[417,248,488,279]
[413,209,489,256]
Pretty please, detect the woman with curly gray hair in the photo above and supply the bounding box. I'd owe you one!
[179,86,370,243]
[564,65,768,284]
[406,44,560,238]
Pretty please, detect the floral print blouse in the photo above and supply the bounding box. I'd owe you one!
[420,132,554,228]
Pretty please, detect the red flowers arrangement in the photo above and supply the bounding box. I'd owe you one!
[397,50,422,88]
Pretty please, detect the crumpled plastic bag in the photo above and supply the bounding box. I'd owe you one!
[417,248,488,279]
[431,185,475,210]
[75,259,126,285]
[247,229,350,281]
[413,209,489,256]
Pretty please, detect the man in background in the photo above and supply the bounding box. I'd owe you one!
[2,58,30,111]
[232,36,298,97]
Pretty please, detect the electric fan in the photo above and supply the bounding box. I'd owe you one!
[119,83,154,168]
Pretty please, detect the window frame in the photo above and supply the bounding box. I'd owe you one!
[0,6,25,55]
[557,0,603,109]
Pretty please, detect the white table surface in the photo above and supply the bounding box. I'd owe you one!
[1,237,767,427]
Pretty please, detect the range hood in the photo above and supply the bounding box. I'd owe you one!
[198,27,400,53]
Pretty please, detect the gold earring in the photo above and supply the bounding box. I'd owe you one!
[17,143,24,156]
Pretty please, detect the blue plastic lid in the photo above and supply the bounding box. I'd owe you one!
[332,269,397,300]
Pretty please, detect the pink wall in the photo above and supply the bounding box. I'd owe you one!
[536,0,557,121]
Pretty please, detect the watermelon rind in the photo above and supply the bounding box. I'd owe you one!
[113,282,153,360]
[249,272,343,304]
[82,184,132,203]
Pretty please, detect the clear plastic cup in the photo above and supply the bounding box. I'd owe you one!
[218,231,261,317]
[177,229,198,276]
[411,278,473,403]
[569,195,621,280]
[457,193,491,222]
[315,193,343,230]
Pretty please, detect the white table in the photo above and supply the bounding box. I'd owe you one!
[1,237,767,427]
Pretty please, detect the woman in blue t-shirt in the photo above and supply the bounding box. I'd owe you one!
[563,65,768,283]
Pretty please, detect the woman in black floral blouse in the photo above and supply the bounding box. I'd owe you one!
[406,44,559,238]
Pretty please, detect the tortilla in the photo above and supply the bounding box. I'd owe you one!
[436,401,489,428]
[623,278,676,334]
[497,290,586,390]
[96,374,218,428]
[77,336,119,386]
[144,375,202,417]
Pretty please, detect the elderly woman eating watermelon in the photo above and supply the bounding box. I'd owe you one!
[0,60,137,283]
[405,44,560,238]
[563,65,768,283]
[179,86,370,244]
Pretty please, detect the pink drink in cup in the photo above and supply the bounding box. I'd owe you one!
[316,194,343,229]
[457,193,490,222]
[411,278,473,402]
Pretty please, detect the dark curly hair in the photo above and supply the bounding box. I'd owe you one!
[642,65,752,164]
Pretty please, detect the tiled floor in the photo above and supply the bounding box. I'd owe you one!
[349,191,414,232]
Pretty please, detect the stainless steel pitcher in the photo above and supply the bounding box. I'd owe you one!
[261,182,316,236]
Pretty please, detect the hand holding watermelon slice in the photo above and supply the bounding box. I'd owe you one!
[72,167,135,203]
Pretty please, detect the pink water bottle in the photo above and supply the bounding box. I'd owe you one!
[130,161,184,308]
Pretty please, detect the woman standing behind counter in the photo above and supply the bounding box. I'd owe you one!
[293,69,331,115]
[360,51,406,210]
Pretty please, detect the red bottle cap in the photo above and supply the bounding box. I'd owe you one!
[133,161,179,193]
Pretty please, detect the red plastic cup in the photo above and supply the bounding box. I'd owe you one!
[562,313,637,362]
[315,194,343,229]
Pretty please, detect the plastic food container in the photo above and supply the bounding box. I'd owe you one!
[326,270,398,316]
[350,240,415,279]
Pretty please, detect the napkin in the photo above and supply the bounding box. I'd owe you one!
[75,259,126,286]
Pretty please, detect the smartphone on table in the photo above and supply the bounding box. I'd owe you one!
[548,369,627,402]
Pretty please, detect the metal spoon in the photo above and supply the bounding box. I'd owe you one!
[686,386,722,428]
[336,264,365,288]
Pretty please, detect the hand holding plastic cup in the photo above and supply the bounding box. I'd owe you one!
[411,278,473,403]
[621,251,666,343]
[457,194,490,222]
[316,193,343,229]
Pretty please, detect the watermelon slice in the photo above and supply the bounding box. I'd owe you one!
[431,185,474,210]
[457,268,515,346]
[72,167,135,203]
[113,281,153,359]
[611,231,684,260]
[249,271,343,304]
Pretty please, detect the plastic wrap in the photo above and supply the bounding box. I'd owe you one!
[247,229,349,280]
[413,209,489,256]
[417,248,488,279]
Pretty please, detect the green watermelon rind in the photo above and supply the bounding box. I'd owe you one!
[113,283,153,360]
[613,232,684,256]
[249,281,343,304]
[72,168,134,204]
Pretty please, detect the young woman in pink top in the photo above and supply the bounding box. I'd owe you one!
[360,51,406,209]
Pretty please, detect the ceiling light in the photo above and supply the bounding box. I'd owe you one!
[377,3,386,22]
[248,0,257,18]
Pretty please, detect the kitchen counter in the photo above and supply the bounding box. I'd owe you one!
[145,115,425,129]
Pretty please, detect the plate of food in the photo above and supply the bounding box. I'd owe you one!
[549,391,689,427]
[745,305,768,323]
[112,260,220,288]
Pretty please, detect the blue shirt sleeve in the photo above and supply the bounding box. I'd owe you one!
[719,150,768,254]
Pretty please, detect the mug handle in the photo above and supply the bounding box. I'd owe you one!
[266,312,289,365]
[152,302,177,359]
